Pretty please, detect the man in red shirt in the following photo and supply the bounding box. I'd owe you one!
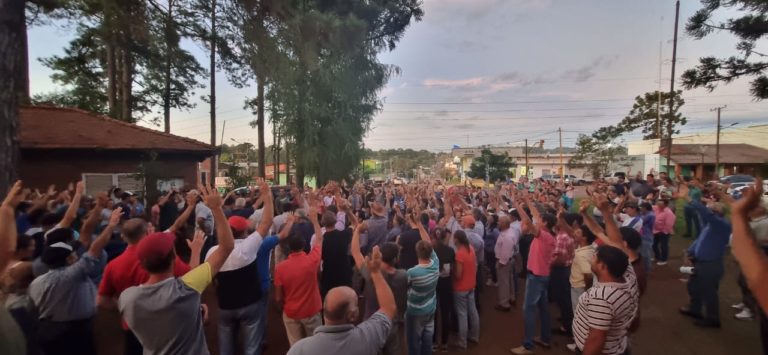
[97,216,202,355]
[275,207,324,346]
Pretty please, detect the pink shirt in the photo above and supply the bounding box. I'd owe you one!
[527,229,556,276]
[653,206,676,235]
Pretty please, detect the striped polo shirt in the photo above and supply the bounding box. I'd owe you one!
[573,265,639,355]
[405,251,439,316]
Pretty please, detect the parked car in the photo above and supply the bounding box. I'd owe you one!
[563,174,587,186]
[603,172,627,184]
[731,181,768,201]
[720,175,755,184]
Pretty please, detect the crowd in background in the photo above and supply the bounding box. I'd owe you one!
[0,168,766,355]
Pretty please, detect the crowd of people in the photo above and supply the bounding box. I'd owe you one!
[0,168,766,355]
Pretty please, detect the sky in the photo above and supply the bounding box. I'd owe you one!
[27,0,768,152]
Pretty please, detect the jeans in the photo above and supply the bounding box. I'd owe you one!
[687,259,724,322]
[640,238,653,272]
[434,282,454,346]
[453,290,480,348]
[523,274,551,350]
[385,321,404,355]
[485,250,497,282]
[653,233,670,262]
[38,317,96,355]
[550,265,573,334]
[496,261,516,307]
[684,204,702,238]
[406,313,434,355]
[219,300,267,355]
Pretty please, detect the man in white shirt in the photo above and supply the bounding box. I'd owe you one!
[495,213,521,311]
[617,202,642,234]
[188,190,214,235]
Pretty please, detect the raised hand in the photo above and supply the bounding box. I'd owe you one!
[199,184,224,210]
[2,181,24,209]
[46,184,57,199]
[186,191,198,208]
[731,179,763,217]
[308,206,319,224]
[356,221,368,234]
[187,229,207,252]
[366,245,383,273]
[108,207,123,227]
[579,199,591,215]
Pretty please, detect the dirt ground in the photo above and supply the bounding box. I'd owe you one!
[93,234,762,355]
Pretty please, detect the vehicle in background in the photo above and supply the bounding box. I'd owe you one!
[731,180,768,201]
[563,174,587,186]
[603,171,627,184]
[720,175,755,184]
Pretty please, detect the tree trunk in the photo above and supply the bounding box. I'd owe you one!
[106,42,117,117]
[18,12,29,105]
[275,132,280,185]
[257,76,266,178]
[120,45,133,122]
[0,0,24,193]
[162,0,173,133]
[209,0,217,182]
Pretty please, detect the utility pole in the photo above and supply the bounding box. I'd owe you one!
[712,106,726,178]
[209,0,217,183]
[524,138,529,180]
[656,41,662,139]
[559,127,563,184]
[665,0,680,176]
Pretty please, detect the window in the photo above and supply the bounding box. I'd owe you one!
[82,173,144,197]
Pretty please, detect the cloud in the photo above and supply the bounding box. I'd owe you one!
[454,123,476,130]
[424,0,555,23]
[433,110,449,117]
[560,55,620,82]
[421,55,620,97]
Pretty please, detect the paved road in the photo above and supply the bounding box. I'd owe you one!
[94,236,761,355]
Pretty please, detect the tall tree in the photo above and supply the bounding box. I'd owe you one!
[683,0,768,99]
[619,90,687,140]
[0,0,25,193]
[467,149,514,182]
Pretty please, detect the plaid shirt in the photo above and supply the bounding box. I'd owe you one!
[551,232,576,267]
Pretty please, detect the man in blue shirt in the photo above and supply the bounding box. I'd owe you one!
[679,201,731,328]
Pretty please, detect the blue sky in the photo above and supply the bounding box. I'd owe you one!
[27,0,768,151]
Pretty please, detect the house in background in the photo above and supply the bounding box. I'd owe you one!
[19,106,216,201]
[657,144,768,180]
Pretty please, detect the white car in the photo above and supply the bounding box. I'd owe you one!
[731,181,768,201]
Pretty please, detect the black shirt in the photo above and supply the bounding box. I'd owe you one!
[321,229,353,296]
[434,243,456,290]
[397,228,421,270]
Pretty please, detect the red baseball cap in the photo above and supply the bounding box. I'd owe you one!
[228,216,250,232]
[137,232,176,261]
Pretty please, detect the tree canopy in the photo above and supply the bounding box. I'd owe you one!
[467,149,514,182]
[683,0,768,99]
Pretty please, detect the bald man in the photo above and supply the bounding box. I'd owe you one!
[287,247,397,355]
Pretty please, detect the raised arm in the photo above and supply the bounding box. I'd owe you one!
[256,179,274,237]
[168,193,197,234]
[367,246,397,319]
[557,210,575,238]
[78,203,103,249]
[337,195,358,229]
[186,230,207,268]
[88,208,121,258]
[729,181,768,312]
[199,184,234,277]
[351,222,367,270]
[308,207,323,247]
[593,193,624,247]
[415,213,430,242]
[59,181,84,228]
[0,182,24,271]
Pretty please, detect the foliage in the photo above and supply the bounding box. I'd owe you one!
[568,135,630,179]
[467,149,514,182]
[365,148,437,177]
[38,0,206,123]
[683,0,768,99]
[619,90,686,140]
[226,164,253,188]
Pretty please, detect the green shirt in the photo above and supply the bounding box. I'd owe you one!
[406,251,439,316]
